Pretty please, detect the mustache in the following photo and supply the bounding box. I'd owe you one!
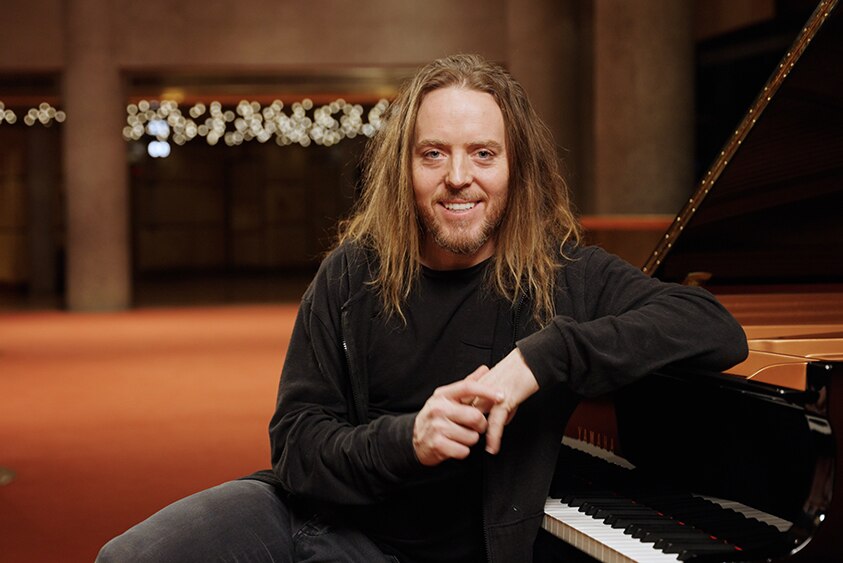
[434,189,484,202]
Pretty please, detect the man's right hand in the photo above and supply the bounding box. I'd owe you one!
[412,366,504,466]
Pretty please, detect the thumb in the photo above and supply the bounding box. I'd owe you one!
[465,365,490,382]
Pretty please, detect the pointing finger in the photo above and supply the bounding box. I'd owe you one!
[484,403,510,454]
[438,379,504,404]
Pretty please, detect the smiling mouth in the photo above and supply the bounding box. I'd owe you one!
[442,202,477,211]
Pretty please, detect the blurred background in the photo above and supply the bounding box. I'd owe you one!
[0,0,821,312]
[0,1,825,561]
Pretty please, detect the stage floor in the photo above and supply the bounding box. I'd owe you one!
[0,303,299,562]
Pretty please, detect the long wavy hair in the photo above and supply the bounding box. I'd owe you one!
[337,54,581,325]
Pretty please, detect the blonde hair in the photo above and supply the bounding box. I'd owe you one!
[337,54,581,324]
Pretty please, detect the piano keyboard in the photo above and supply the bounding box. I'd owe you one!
[543,500,680,562]
[542,438,794,562]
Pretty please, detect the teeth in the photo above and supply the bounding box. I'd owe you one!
[444,202,475,211]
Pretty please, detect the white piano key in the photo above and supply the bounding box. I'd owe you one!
[543,499,681,563]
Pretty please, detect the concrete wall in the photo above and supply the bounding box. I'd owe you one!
[0,0,509,71]
[0,0,783,308]
[0,0,63,70]
[113,0,507,67]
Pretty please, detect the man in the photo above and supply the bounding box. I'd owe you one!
[98,54,747,562]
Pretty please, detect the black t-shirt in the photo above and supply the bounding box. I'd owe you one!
[357,259,498,562]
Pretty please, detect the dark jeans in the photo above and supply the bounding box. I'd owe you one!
[96,480,397,563]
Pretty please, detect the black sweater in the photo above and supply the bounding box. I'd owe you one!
[256,242,748,562]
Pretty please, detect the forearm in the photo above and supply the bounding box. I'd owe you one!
[268,307,421,503]
[518,289,747,396]
[271,407,423,505]
[518,248,747,397]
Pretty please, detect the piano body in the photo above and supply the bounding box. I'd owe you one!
[539,0,843,561]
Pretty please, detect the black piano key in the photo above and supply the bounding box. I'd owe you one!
[596,509,661,523]
[561,491,618,506]
[668,543,743,558]
[603,512,666,527]
[625,518,690,532]
[610,517,668,530]
[580,505,658,520]
[628,522,693,538]
[577,499,634,511]
[605,514,664,529]
[581,497,637,505]
[647,530,716,546]
[635,494,784,547]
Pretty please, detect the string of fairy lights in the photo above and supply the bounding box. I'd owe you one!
[0,102,66,126]
[0,97,390,158]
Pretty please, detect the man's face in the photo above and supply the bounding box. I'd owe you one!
[412,86,509,270]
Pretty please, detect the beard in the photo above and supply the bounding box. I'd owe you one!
[417,197,507,256]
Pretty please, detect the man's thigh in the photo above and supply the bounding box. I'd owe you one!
[97,480,293,563]
[96,479,396,563]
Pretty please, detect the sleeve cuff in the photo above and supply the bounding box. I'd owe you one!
[375,412,426,478]
[516,320,571,389]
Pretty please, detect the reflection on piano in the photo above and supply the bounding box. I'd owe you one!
[543,436,795,562]
[537,0,843,560]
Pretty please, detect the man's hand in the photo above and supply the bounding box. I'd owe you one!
[473,348,539,455]
[413,366,504,466]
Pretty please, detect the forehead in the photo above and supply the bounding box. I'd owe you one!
[414,86,505,141]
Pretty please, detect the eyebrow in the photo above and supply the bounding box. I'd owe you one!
[414,139,445,149]
[414,139,505,151]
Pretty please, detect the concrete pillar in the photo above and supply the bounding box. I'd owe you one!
[590,0,693,214]
[506,0,584,195]
[26,125,59,301]
[62,0,131,310]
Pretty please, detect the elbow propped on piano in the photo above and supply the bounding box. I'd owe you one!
[516,245,749,399]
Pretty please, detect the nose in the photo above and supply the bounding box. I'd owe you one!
[445,153,472,189]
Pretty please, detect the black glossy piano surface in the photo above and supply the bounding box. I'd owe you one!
[539,358,841,562]
[538,0,843,560]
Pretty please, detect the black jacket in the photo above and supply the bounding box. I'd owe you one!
[258,241,748,562]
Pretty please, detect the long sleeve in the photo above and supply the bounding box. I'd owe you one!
[268,249,423,506]
[517,246,748,397]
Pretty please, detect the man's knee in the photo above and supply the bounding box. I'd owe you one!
[95,532,152,563]
[95,480,291,562]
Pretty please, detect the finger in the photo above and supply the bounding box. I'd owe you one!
[441,419,482,448]
[429,437,473,463]
[438,379,504,404]
[414,414,483,465]
[460,366,492,405]
[424,395,488,433]
[469,396,494,413]
[415,432,473,465]
[484,403,510,455]
[449,403,489,433]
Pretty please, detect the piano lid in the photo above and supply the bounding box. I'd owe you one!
[644,0,843,289]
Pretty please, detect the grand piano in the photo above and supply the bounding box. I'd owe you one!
[537,0,843,561]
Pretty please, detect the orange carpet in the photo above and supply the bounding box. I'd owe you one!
[0,304,299,562]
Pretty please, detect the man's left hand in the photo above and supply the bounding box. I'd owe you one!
[469,348,539,455]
